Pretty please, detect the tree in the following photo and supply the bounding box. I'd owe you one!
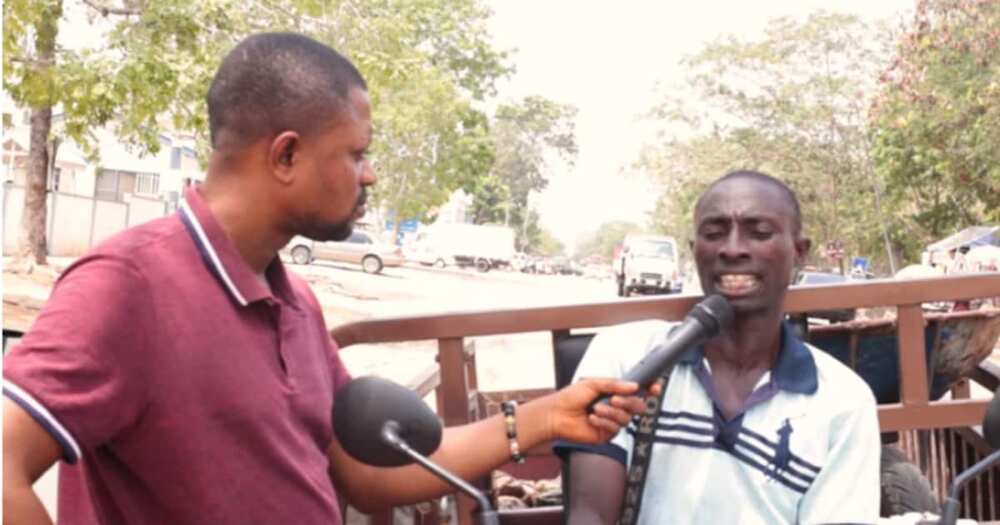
[4,0,512,263]
[520,209,563,257]
[575,221,644,263]
[3,0,260,268]
[870,0,1000,255]
[467,96,578,246]
[317,0,510,241]
[636,12,900,271]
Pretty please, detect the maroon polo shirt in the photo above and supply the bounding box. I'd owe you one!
[3,187,352,524]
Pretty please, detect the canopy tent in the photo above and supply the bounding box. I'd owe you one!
[924,225,999,266]
[926,225,999,253]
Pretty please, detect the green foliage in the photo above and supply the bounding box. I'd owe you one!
[316,0,511,230]
[637,11,900,270]
[521,209,564,256]
[4,0,515,249]
[575,221,645,263]
[870,0,1000,250]
[467,96,578,244]
[4,0,246,158]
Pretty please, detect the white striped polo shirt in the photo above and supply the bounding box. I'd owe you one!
[556,320,880,524]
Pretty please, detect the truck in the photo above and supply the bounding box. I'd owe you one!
[613,234,682,296]
[409,223,516,272]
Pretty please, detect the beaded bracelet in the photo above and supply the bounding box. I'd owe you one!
[500,400,525,463]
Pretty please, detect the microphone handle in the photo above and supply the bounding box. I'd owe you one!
[587,318,708,412]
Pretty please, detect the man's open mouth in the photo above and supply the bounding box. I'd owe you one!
[715,273,761,296]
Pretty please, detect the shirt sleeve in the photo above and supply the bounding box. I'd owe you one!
[3,255,154,463]
[796,388,880,524]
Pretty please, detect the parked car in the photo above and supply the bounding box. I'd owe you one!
[284,231,403,274]
[791,271,856,322]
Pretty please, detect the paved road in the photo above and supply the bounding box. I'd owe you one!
[284,260,622,391]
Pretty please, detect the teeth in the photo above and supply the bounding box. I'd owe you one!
[718,274,758,289]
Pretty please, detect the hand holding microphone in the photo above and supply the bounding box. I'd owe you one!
[589,294,734,410]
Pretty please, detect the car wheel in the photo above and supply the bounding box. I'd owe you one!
[434,258,446,268]
[362,255,383,274]
[291,246,312,265]
[475,258,491,272]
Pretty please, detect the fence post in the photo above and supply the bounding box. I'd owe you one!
[46,191,57,255]
[88,198,98,249]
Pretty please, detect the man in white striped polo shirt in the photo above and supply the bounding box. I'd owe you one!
[557,171,880,524]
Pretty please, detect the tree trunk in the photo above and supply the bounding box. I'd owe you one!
[18,107,52,268]
[16,0,61,270]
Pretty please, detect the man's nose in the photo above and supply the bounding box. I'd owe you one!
[719,230,750,259]
[360,159,377,186]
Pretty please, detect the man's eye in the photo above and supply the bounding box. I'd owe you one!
[752,231,774,240]
[702,231,724,240]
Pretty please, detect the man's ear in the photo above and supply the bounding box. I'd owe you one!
[268,131,301,184]
[794,236,812,267]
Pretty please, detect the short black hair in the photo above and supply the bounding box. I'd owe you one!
[207,32,367,151]
[696,170,803,235]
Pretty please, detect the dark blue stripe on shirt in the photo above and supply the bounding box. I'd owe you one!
[3,387,79,464]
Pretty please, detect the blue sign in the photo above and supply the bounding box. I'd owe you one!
[385,219,419,233]
[851,257,870,271]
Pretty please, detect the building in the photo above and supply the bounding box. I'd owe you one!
[2,100,206,256]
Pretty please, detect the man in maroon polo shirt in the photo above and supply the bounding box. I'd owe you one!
[3,33,647,524]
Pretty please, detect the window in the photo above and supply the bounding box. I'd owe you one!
[135,172,159,195]
[170,147,181,169]
[347,232,371,244]
[95,169,121,201]
[49,167,62,192]
[95,169,159,200]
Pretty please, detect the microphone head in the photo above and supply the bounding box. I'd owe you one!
[333,376,443,467]
[984,386,1000,450]
[688,294,734,335]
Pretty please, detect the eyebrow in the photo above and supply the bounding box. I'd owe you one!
[697,214,783,227]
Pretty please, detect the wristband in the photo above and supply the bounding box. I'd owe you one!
[500,400,525,463]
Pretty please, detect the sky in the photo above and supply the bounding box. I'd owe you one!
[484,0,914,253]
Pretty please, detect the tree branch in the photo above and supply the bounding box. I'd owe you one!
[80,0,140,17]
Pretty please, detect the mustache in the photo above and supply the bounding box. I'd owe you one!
[356,190,367,208]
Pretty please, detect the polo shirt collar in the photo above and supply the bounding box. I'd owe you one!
[178,187,296,308]
[677,320,818,394]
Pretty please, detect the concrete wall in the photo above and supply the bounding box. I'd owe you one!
[3,184,169,257]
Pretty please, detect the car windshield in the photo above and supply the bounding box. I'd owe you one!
[631,240,675,258]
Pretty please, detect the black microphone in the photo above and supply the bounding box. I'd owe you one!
[622,294,733,387]
[935,386,1000,525]
[332,376,500,525]
[591,295,733,410]
[332,376,442,467]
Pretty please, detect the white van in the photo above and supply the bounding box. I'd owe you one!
[613,234,682,296]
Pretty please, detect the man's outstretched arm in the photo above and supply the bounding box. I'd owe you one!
[328,377,644,513]
[3,398,61,525]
